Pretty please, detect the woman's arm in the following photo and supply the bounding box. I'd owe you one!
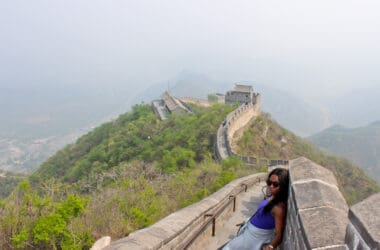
[263,203,286,250]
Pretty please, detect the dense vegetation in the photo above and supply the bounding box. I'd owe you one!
[236,113,380,205]
[31,104,235,183]
[1,103,258,249]
[1,104,379,249]
[0,171,27,199]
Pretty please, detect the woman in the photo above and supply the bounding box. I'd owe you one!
[222,168,289,250]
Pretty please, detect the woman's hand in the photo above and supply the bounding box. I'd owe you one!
[262,244,274,250]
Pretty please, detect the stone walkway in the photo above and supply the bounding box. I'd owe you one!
[203,180,266,249]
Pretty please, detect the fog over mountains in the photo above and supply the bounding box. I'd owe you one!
[133,71,380,135]
[328,86,380,128]
[1,69,380,174]
[0,83,135,139]
[1,1,380,174]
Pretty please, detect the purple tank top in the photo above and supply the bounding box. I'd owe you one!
[249,199,275,230]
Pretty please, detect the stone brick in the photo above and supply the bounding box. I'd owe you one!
[288,157,349,249]
[292,181,347,212]
[348,192,380,249]
[315,246,347,250]
[299,207,348,249]
[290,157,338,186]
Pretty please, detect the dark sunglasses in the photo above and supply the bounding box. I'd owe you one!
[266,180,280,188]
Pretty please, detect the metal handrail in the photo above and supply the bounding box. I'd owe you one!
[182,183,250,249]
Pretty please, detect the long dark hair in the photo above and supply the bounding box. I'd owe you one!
[264,168,289,213]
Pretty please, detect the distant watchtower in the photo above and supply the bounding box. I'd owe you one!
[225,84,259,105]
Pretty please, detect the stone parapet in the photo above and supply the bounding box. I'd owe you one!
[151,100,169,121]
[102,173,267,250]
[214,103,259,162]
[180,97,210,107]
[281,157,349,250]
[345,192,380,249]
[92,156,379,249]
[152,92,193,121]
[226,103,259,149]
[214,100,288,169]
[213,91,286,167]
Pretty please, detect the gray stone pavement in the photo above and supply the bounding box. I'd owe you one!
[204,181,266,249]
[216,125,229,160]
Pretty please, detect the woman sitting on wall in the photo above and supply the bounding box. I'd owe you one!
[221,168,289,250]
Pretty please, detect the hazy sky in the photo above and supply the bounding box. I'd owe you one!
[1,0,380,103]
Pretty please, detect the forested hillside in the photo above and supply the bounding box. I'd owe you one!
[0,171,27,198]
[308,122,380,182]
[1,104,378,249]
[1,103,256,249]
[30,104,239,183]
[236,114,380,205]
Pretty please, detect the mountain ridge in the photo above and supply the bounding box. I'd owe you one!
[235,113,379,203]
[308,121,380,182]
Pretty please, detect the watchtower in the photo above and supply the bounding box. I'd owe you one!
[225,84,259,105]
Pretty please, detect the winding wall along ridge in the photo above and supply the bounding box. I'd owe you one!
[94,94,378,249]
[214,102,287,167]
[215,103,258,162]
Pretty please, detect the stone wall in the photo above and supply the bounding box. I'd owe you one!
[214,103,255,162]
[345,192,380,249]
[151,92,193,121]
[282,157,380,250]
[282,157,349,250]
[101,86,379,249]
[226,103,260,147]
[180,97,211,107]
[93,157,379,249]
[151,100,169,121]
[101,173,267,250]
[214,102,260,162]
[214,121,228,161]
[214,98,288,169]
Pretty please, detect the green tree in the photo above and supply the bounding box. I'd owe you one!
[207,94,218,103]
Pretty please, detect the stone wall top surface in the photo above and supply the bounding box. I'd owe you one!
[104,172,267,250]
[292,181,348,211]
[290,157,338,186]
[299,207,348,248]
[289,157,349,249]
[349,192,380,246]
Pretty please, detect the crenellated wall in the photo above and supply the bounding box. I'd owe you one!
[96,87,379,249]
[345,192,380,249]
[99,173,267,250]
[92,158,380,250]
[214,97,287,167]
[282,157,380,250]
[151,92,193,121]
[214,102,260,162]
[281,157,349,250]
[226,102,260,147]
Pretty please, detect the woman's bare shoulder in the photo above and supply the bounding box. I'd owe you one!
[272,202,286,216]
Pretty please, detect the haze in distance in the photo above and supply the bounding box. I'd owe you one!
[1,0,380,175]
